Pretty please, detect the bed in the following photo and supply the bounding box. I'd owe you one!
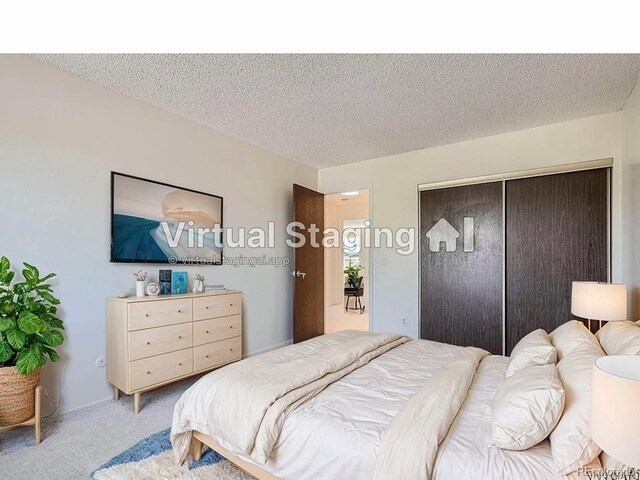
[170,330,600,480]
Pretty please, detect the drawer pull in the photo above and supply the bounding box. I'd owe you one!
[179,362,182,366]
[230,348,233,352]
[229,303,233,307]
[206,330,210,334]
[178,310,182,313]
[229,326,233,329]
[147,371,151,375]
[145,314,150,317]
[146,341,151,345]
[206,306,210,309]
[178,336,182,339]
[206,354,210,358]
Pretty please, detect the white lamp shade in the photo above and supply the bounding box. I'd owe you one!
[591,356,640,468]
[571,282,627,321]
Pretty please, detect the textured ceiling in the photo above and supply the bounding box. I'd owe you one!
[35,54,640,168]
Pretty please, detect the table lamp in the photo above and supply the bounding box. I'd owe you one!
[591,356,640,469]
[571,281,627,330]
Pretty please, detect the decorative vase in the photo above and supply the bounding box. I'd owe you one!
[136,281,145,297]
[193,279,204,294]
[0,367,40,425]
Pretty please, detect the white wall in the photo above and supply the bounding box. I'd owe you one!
[324,195,370,309]
[0,55,317,414]
[319,113,625,338]
[621,80,640,319]
[324,201,342,306]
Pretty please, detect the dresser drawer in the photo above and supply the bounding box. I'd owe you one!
[129,298,192,331]
[194,336,242,372]
[193,293,241,320]
[193,315,242,346]
[129,323,193,361]
[129,348,193,391]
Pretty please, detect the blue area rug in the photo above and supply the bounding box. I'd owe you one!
[91,428,251,480]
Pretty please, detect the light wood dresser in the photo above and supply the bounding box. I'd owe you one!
[106,290,242,413]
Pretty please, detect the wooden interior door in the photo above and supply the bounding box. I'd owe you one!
[420,182,504,354]
[293,184,325,343]
[505,169,609,352]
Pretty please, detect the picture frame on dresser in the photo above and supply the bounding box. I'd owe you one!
[106,290,242,413]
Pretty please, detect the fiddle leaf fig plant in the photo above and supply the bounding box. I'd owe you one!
[0,257,64,375]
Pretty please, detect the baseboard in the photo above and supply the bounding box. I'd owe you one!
[245,339,293,358]
[59,395,112,416]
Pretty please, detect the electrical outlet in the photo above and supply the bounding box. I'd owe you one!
[95,356,106,368]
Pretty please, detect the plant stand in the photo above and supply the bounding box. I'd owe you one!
[0,385,42,444]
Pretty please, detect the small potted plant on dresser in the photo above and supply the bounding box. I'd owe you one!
[0,257,64,443]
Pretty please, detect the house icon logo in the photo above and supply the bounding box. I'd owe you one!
[425,217,475,253]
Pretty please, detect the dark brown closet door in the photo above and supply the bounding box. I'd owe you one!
[420,182,503,354]
[505,169,608,353]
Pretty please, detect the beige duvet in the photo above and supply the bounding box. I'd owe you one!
[171,330,409,464]
[171,331,600,480]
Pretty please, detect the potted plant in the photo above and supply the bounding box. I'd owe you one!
[0,257,64,426]
[344,263,364,288]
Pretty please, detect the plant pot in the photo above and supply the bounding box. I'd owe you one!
[193,279,204,293]
[136,281,145,297]
[0,367,40,426]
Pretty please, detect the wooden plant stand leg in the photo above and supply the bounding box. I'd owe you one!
[0,385,43,445]
[34,385,42,445]
[134,392,141,414]
[113,386,120,401]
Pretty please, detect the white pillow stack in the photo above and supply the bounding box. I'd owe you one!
[595,320,640,355]
[548,320,600,360]
[492,364,565,450]
[506,329,557,377]
[549,340,605,475]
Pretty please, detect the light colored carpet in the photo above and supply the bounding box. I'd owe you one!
[0,375,208,480]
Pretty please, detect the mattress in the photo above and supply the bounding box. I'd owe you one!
[256,339,560,480]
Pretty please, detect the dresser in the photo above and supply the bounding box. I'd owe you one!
[106,290,242,413]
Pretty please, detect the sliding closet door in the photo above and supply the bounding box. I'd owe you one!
[420,182,503,354]
[505,169,608,353]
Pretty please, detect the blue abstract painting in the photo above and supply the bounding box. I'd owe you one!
[111,173,223,264]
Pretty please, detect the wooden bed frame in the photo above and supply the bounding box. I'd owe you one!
[190,431,280,480]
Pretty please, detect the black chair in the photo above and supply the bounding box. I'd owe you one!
[344,277,365,314]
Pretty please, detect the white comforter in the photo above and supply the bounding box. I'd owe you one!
[255,339,564,480]
[173,335,576,480]
[171,330,409,464]
[374,346,488,480]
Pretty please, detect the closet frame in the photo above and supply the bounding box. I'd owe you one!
[418,158,612,355]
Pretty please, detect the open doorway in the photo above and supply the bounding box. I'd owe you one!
[324,190,370,334]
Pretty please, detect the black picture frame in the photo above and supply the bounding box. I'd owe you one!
[110,171,224,264]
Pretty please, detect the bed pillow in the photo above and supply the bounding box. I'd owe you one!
[506,329,557,377]
[549,341,605,475]
[492,364,565,450]
[595,320,640,355]
[549,320,600,360]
